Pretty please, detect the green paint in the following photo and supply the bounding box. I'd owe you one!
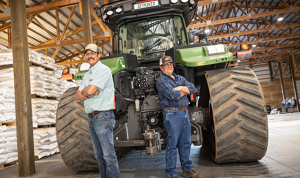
[101,57,126,75]
[73,57,126,80]
[175,45,233,67]
[74,72,86,80]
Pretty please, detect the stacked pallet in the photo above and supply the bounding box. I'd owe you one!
[0,125,17,165]
[0,45,81,166]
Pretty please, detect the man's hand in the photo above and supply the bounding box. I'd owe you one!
[94,89,100,95]
[174,86,190,95]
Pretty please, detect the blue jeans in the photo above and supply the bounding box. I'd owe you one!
[88,110,121,178]
[163,110,192,177]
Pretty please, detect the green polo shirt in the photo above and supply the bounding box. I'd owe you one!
[78,61,114,113]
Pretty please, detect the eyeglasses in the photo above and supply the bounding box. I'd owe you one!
[85,51,97,57]
[164,63,173,67]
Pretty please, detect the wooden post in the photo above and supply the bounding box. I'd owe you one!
[268,61,273,81]
[10,0,35,177]
[289,49,300,112]
[81,0,93,46]
[278,56,286,101]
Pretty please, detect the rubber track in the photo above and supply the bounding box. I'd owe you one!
[205,66,268,163]
[56,87,97,171]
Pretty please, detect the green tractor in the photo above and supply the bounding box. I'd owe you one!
[56,0,268,171]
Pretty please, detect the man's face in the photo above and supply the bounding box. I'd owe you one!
[85,50,101,67]
[160,63,174,76]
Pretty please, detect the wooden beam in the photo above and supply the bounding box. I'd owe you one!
[188,6,300,29]
[228,58,277,66]
[198,0,232,6]
[233,52,287,61]
[81,0,93,46]
[30,35,110,50]
[207,22,300,40]
[0,0,80,21]
[226,34,300,47]
[52,5,76,59]
[89,3,107,32]
[289,49,300,111]
[10,0,35,176]
[56,59,85,66]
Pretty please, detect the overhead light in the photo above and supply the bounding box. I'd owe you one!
[107,10,113,16]
[252,44,256,48]
[189,0,196,4]
[181,0,188,3]
[278,17,284,21]
[205,29,210,33]
[171,0,178,3]
[116,7,122,13]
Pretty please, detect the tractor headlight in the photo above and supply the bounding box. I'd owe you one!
[181,0,188,3]
[79,63,90,72]
[116,7,122,13]
[107,10,113,16]
[171,0,178,3]
[102,14,107,20]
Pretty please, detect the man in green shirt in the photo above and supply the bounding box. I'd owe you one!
[76,43,120,178]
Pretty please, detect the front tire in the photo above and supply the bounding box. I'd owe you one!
[203,66,268,163]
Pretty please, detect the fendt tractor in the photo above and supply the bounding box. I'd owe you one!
[57,0,268,171]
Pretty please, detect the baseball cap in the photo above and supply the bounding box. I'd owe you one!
[84,43,100,53]
[159,56,173,66]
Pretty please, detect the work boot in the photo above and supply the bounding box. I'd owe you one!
[182,170,202,178]
[171,176,178,178]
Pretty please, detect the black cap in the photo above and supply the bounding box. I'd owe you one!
[159,56,173,66]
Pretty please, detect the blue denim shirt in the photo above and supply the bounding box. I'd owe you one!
[156,72,198,110]
[79,61,115,113]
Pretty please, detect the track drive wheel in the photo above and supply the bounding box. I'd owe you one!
[203,66,268,163]
[56,87,97,171]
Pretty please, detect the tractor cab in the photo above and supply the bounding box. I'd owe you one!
[95,0,197,59]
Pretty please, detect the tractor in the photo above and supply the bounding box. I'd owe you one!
[56,0,268,171]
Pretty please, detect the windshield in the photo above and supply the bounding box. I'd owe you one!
[118,16,187,58]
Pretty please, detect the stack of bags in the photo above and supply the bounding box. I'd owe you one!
[0,126,18,165]
[33,128,58,159]
[32,99,58,127]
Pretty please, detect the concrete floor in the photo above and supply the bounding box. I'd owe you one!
[1,113,300,178]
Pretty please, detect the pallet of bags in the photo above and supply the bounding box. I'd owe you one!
[32,99,58,127]
[33,128,59,159]
[0,126,18,164]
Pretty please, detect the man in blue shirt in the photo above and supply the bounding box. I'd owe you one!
[76,43,120,178]
[156,56,201,178]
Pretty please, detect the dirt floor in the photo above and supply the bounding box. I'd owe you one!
[1,113,300,178]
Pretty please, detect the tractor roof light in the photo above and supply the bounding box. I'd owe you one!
[94,2,99,6]
[116,7,122,13]
[171,0,178,4]
[189,0,195,4]
[181,0,188,3]
[107,10,113,16]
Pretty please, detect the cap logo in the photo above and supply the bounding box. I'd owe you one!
[165,57,170,61]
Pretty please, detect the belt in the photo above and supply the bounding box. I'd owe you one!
[88,110,113,117]
[163,107,187,111]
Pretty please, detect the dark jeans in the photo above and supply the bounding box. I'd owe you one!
[163,110,192,177]
[88,110,121,178]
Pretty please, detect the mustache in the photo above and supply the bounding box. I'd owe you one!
[87,57,94,60]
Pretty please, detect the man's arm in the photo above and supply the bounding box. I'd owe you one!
[174,86,189,98]
[156,78,182,100]
[82,85,99,96]
[76,90,88,100]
